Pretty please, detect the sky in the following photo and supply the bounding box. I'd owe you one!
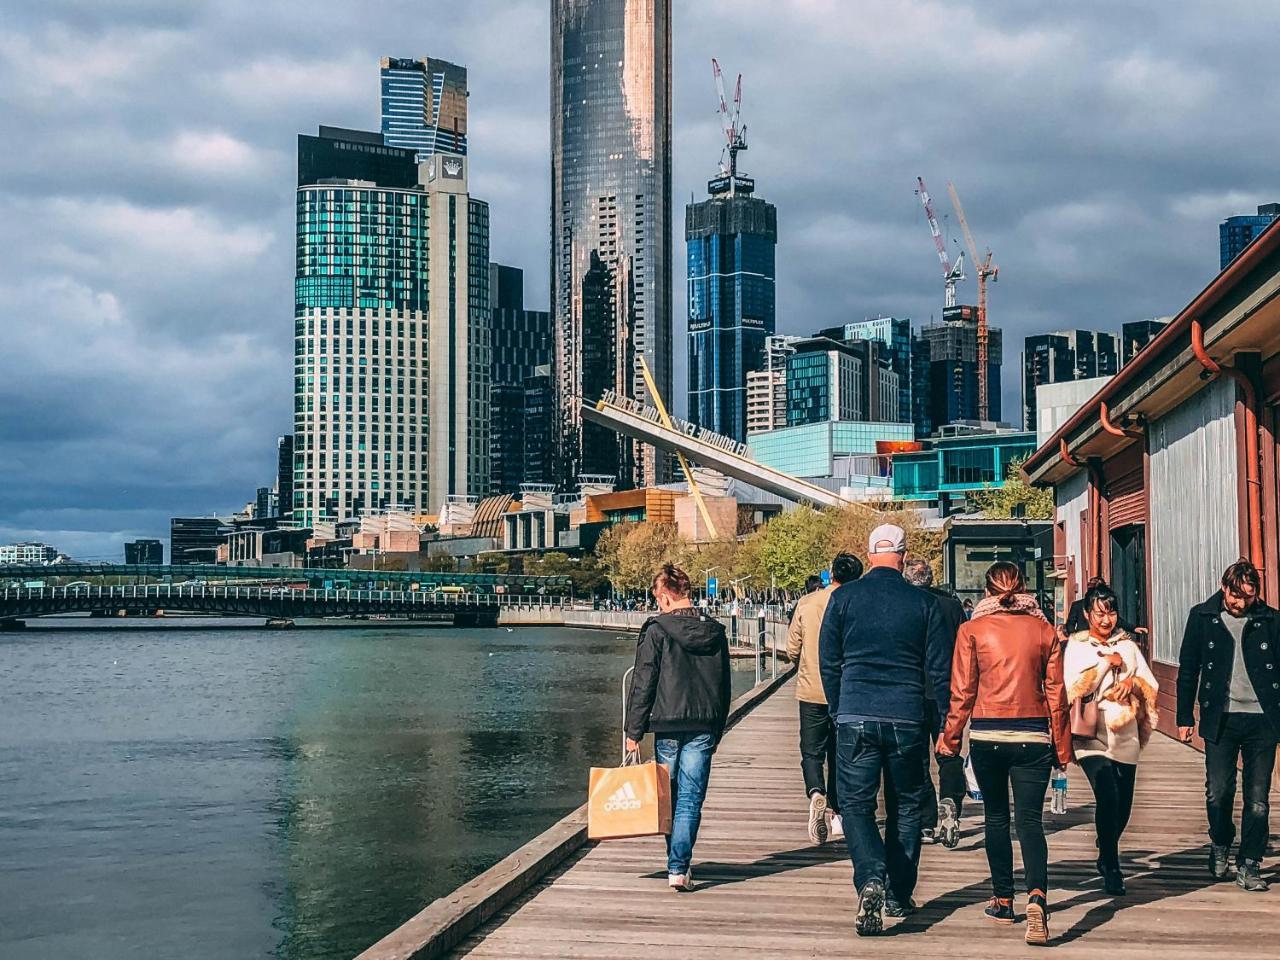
[2,0,1279,561]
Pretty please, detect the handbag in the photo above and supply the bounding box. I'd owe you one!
[1070,692,1099,738]
[588,666,673,840]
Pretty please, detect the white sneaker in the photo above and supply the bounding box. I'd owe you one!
[668,867,695,892]
[829,814,844,840]
[807,792,829,845]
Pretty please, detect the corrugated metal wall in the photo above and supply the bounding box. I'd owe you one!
[1057,471,1089,596]
[1148,377,1239,664]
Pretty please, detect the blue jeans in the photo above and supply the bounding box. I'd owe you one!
[836,719,927,900]
[655,732,716,875]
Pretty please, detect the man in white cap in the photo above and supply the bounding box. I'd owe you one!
[819,522,952,936]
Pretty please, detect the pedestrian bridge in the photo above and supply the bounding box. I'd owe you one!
[0,583,569,627]
[359,676,1279,959]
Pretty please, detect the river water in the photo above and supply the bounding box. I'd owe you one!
[0,619,760,959]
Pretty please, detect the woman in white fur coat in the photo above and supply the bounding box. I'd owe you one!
[1064,582,1158,896]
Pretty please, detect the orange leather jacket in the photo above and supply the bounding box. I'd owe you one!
[940,610,1071,766]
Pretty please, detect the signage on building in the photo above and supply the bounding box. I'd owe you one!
[706,576,718,598]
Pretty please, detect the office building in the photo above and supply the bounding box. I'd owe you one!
[893,431,1038,508]
[919,305,1003,430]
[1220,203,1279,270]
[911,333,933,438]
[292,126,490,524]
[686,178,776,442]
[124,539,163,564]
[379,57,467,160]
[254,486,272,520]
[815,324,905,425]
[746,334,798,435]
[276,435,294,520]
[786,337,897,427]
[749,420,914,482]
[169,517,229,565]
[838,317,914,424]
[0,541,62,564]
[489,264,552,494]
[523,365,555,487]
[1121,318,1169,366]
[551,0,672,489]
[1022,329,1119,430]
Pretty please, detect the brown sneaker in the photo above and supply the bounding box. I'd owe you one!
[1025,893,1050,946]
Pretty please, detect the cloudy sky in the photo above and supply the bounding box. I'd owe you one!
[3,0,1278,560]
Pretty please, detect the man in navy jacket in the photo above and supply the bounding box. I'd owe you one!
[819,524,951,936]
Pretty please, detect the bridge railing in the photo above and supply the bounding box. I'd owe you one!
[0,584,572,610]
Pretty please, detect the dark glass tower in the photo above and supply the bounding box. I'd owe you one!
[1021,329,1118,430]
[489,264,552,494]
[921,305,1004,429]
[551,0,672,489]
[380,57,468,160]
[1220,203,1279,270]
[686,186,776,442]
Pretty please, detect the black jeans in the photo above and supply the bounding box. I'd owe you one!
[969,740,1053,899]
[1205,713,1279,863]
[1078,755,1137,870]
[919,698,967,830]
[836,719,927,901]
[799,700,839,813]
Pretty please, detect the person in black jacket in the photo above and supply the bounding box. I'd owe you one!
[625,563,731,892]
[1177,558,1280,892]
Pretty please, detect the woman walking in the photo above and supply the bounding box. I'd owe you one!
[939,562,1070,946]
[1064,582,1158,895]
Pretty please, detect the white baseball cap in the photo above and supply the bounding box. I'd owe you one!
[868,523,907,554]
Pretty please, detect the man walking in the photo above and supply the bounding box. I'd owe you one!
[903,558,966,848]
[625,563,732,892]
[820,525,952,935]
[1177,558,1280,892]
[788,554,862,845]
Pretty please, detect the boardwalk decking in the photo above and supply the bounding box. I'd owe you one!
[453,680,1278,957]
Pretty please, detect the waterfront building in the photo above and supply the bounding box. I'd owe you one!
[276,435,294,519]
[489,264,552,495]
[1220,203,1279,270]
[920,304,1003,429]
[748,420,914,487]
[1120,318,1169,366]
[124,539,164,565]
[1021,329,1119,430]
[292,128,490,524]
[746,334,798,435]
[379,57,467,160]
[838,317,914,424]
[0,541,62,565]
[551,0,672,489]
[891,429,1038,512]
[169,517,229,565]
[686,181,777,442]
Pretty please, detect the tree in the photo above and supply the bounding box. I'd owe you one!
[754,506,835,592]
[593,522,687,593]
[827,503,944,580]
[967,455,1054,520]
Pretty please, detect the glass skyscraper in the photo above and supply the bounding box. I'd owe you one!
[379,57,468,160]
[551,0,672,489]
[489,264,552,495]
[920,305,1004,429]
[686,186,776,442]
[1220,204,1279,270]
[840,317,913,424]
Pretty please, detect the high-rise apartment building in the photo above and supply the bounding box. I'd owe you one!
[276,435,294,520]
[523,365,555,487]
[837,317,913,424]
[551,0,672,489]
[785,337,899,427]
[1220,203,1279,270]
[379,57,468,160]
[489,264,552,494]
[291,126,489,524]
[1021,329,1118,430]
[746,334,798,435]
[911,333,933,438]
[1120,318,1168,366]
[920,304,1004,429]
[686,181,776,442]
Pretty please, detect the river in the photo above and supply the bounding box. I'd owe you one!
[0,618,762,959]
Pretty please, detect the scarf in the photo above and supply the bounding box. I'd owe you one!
[970,592,1048,622]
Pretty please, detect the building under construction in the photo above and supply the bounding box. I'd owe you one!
[918,304,1004,428]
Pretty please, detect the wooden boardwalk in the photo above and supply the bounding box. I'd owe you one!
[453,680,1278,958]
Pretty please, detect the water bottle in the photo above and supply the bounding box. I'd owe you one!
[1050,767,1068,814]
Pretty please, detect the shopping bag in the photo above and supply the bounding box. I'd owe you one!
[587,756,672,840]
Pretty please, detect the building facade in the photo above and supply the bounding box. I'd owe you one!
[124,539,164,564]
[169,518,228,565]
[686,189,776,442]
[551,0,672,489]
[840,317,913,424]
[920,304,1003,429]
[0,541,62,565]
[1022,329,1119,430]
[746,334,798,435]
[786,338,863,425]
[379,57,468,160]
[1219,203,1279,270]
[276,435,294,520]
[292,127,489,525]
[1120,318,1169,366]
[489,264,552,494]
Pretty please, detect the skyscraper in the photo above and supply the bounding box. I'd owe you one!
[1021,329,1119,430]
[380,57,468,160]
[489,264,552,494]
[920,305,1004,429]
[784,337,899,426]
[746,334,798,435]
[839,317,913,424]
[292,127,489,525]
[551,0,672,489]
[1120,318,1168,366]
[276,435,294,520]
[686,179,776,442]
[1220,203,1279,270]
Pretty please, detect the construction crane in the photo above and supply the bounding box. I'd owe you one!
[712,58,747,188]
[916,176,965,308]
[946,181,999,422]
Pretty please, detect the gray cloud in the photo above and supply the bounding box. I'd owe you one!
[2,0,1277,559]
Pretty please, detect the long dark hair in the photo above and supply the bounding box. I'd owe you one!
[985,561,1025,608]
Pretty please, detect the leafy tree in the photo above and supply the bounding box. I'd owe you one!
[755,506,835,592]
[967,455,1054,520]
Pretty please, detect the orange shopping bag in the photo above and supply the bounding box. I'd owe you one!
[588,754,672,840]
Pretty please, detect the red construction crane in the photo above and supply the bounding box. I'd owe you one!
[711,58,747,183]
[947,181,999,422]
[916,176,965,308]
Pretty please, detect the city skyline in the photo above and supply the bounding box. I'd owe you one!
[3,0,1279,557]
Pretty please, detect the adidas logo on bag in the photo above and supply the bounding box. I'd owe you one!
[603,782,643,812]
